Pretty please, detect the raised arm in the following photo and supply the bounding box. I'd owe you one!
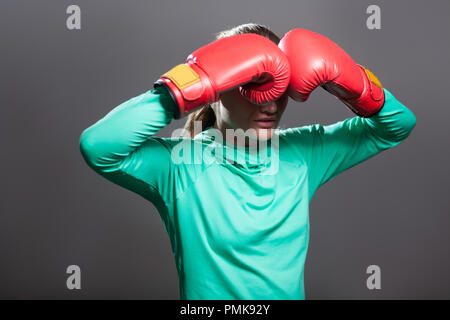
[79,86,177,205]
[278,28,416,197]
[281,88,416,196]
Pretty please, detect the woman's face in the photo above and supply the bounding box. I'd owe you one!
[213,88,289,142]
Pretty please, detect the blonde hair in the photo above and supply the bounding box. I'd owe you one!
[183,23,281,138]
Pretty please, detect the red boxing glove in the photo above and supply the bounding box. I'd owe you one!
[155,34,291,118]
[279,28,384,117]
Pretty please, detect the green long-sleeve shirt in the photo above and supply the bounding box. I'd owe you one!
[79,87,416,299]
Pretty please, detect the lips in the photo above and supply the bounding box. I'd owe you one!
[254,118,277,128]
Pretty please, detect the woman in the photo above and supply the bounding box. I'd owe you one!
[79,23,416,299]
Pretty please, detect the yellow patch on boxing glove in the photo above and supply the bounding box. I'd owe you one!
[361,65,383,89]
[163,64,200,90]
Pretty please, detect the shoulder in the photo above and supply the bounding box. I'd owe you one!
[276,124,325,144]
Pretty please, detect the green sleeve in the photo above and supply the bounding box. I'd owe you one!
[79,86,178,206]
[281,88,417,198]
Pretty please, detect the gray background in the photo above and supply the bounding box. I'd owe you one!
[1,0,449,299]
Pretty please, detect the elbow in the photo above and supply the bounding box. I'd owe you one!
[79,128,97,167]
[397,107,417,141]
[381,89,417,142]
[79,127,109,170]
[386,110,416,146]
[79,127,124,172]
[374,106,417,145]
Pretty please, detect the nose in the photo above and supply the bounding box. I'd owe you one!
[259,102,277,114]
